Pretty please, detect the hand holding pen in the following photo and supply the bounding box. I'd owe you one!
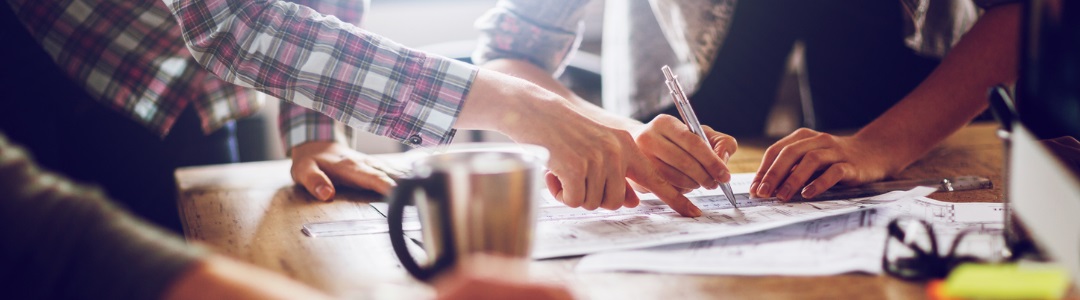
[628,66,738,207]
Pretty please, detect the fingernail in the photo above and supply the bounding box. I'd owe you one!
[316,185,333,200]
[801,186,816,198]
[759,182,772,196]
[778,185,792,200]
[690,205,703,217]
[749,182,759,196]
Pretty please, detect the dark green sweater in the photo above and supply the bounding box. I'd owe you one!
[0,133,205,299]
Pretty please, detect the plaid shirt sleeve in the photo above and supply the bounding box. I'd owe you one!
[472,0,591,76]
[279,101,345,153]
[164,0,476,148]
[277,0,365,153]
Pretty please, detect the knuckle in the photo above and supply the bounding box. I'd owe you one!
[706,161,725,174]
[763,145,783,158]
[654,114,679,126]
[563,167,587,180]
[560,158,589,176]
[760,173,781,185]
[774,145,794,158]
[614,130,636,145]
[600,142,621,157]
[793,128,816,136]
[721,137,739,152]
[679,129,702,143]
[342,158,361,168]
[809,134,835,145]
[837,163,855,177]
[635,130,657,144]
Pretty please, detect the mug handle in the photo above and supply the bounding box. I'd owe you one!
[387,177,453,281]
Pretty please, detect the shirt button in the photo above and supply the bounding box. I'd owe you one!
[407,134,422,145]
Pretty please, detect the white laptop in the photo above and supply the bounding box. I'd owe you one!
[1010,124,1080,289]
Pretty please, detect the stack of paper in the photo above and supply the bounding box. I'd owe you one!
[575,196,1003,276]
[367,172,1001,276]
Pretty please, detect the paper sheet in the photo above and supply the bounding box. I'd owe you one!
[531,186,935,259]
[371,178,937,259]
[575,196,1004,275]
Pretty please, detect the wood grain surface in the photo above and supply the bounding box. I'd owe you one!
[177,122,1006,299]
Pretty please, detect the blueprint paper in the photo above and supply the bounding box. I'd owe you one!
[531,187,936,259]
[575,196,1003,275]
[368,173,937,259]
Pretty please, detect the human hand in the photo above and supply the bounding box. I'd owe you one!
[290,141,403,201]
[434,255,572,300]
[631,114,736,193]
[751,128,897,201]
[456,69,701,217]
[532,113,702,216]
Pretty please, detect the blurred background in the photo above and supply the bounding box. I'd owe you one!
[246,0,802,161]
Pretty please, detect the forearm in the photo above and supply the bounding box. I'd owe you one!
[165,0,476,147]
[164,255,332,300]
[481,59,643,132]
[855,3,1021,173]
[453,68,561,135]
[454,67,607,144]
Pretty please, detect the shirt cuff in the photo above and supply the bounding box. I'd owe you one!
[472,0,587,76]
[363,53,475,148]
[279,101,345,155]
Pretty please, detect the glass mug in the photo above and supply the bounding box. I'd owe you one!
[388,143,548,281]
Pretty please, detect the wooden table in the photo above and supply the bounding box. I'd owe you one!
[177,122,1005,299]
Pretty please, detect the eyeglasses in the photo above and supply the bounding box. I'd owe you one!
[882,216,1013,281]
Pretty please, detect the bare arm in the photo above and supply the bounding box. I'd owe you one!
[855,3,1020,171]
[752,4,1021,200]
[456,68,701,216]
[474,1,737,194]
[481,59,737,193]
[480,59,641,131]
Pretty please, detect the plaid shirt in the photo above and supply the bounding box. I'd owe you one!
[275,0,367,151]
[7,0,253,137]
[165,0,477,148]
[5,0,441,152]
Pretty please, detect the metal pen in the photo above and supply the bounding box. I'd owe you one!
[661,65,737,208]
